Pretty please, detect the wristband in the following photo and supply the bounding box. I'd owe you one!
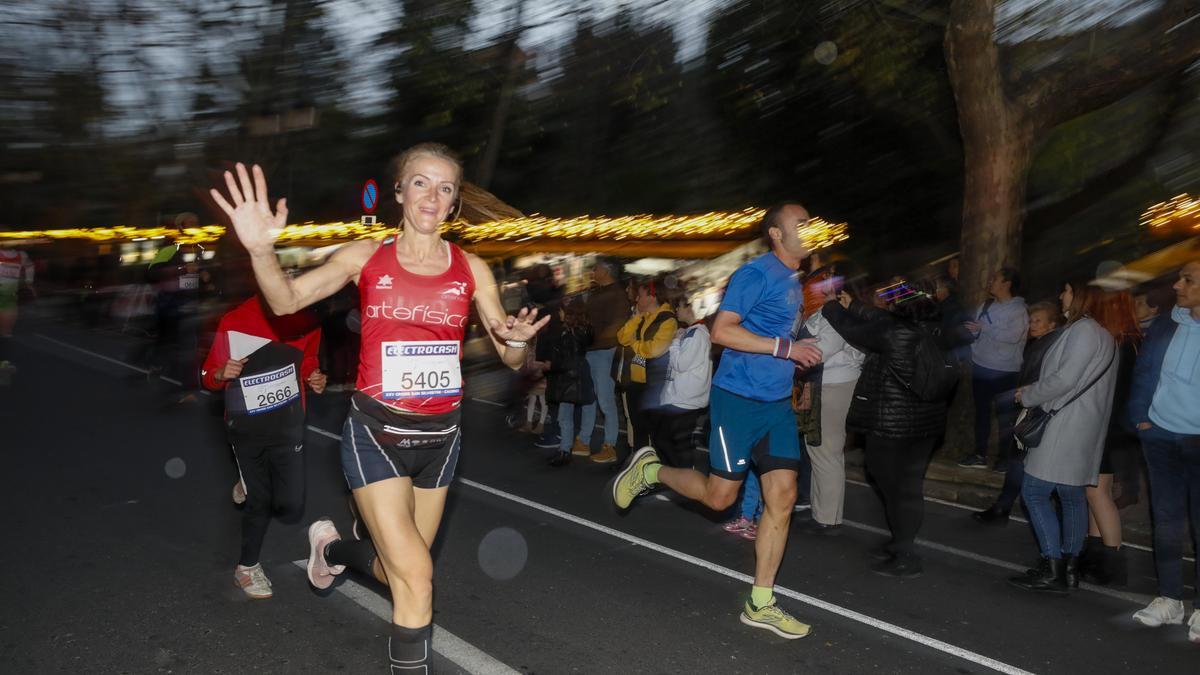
[505,339,528,349]
[772,337,792,359]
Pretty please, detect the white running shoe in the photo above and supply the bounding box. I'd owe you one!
[232,481,246,505]
[1189,610,1200,643]
[306,519,346,590]
[234,563,272,599]
[1132,596,1185,627]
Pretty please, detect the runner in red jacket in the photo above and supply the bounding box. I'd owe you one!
[202,295,326,599]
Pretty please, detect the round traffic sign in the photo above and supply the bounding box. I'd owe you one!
[361,179,379,214]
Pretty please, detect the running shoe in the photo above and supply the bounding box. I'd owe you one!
[737,521,758,541]
[722,516,755,534]
[232,480,246,505]
[611,446,660,509]
[234,563,273,599]
[306,520,346,590]
[739,598,811,639]
[1132,596,1185,627]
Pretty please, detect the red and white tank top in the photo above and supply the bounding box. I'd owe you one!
[357,237,476,414]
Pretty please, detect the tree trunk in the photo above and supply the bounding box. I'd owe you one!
[945,0,1032,307]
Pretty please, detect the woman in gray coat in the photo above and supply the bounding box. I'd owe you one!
[1009,280,1118,595]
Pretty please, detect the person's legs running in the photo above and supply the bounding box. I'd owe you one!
[233,442,271,568]
[756,469,799,587]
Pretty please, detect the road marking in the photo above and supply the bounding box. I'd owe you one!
[290,561,519,675]
[470,397,506,408]
[35,333,209,394]
[457,477,1034,675]
[845,478,1192,562]
[831,516,1156,606]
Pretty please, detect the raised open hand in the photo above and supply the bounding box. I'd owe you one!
[487,306,551,343]
[209,163,288,257]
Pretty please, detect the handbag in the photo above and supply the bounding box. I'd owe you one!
[1013,347,1115,450]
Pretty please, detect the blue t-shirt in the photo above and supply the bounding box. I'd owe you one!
[713,253,803,401]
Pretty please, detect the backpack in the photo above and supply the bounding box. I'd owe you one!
[889,325,961,402]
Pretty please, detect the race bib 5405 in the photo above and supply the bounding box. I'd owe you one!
[381,340,462,400]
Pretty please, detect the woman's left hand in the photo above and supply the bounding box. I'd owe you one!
[1014,387,1023,404]
[489,306,550,342]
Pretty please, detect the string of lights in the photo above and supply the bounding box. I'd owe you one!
[1140,193,1200,233]
[0,210,850,250]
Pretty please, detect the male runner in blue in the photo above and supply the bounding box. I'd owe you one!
[613,203,821,639]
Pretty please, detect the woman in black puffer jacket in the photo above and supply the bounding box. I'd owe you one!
[545,298,595,467]
[822,279,959,578]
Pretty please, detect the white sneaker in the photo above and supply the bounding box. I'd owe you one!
[1132,596,1185,627]
[1189,610,1200,643]
[234,563,272,599]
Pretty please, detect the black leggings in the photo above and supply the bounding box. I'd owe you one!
[232,440,305,566]
[865,435,938,556]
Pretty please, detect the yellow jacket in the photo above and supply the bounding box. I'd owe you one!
[617,304,678,359]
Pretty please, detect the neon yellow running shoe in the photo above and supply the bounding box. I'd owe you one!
[611,446,660,509]
[740,598,812,639]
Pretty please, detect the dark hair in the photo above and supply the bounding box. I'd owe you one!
[759,204,789,248]
[890,278,941,323]
[1135,281,1175,312]
[997,267,1023,297]
[562,297,588,328]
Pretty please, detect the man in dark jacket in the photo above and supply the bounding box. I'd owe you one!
[1127,259,1200,641]
[823,280,958,578]
[580,258,630,462]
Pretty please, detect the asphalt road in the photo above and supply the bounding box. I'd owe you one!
[2,315,1197,674]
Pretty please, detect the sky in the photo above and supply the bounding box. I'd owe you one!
[2,0,1169,137]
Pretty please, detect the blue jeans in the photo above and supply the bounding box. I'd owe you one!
[581,348,619,446]
[1021,474,1088,559]
[740,470,763,521]
[1140,427,1200,607]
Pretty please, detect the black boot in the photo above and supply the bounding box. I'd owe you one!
[1081,545,1127,586]
[972,504,1010,525]
[1008,556,1069,595]
[1076,536,1103,578]
[1063,555,1079,590]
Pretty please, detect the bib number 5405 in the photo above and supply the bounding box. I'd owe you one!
[399,371,452,390]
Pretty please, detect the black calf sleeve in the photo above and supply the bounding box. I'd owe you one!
[324,538,377,576]
[388,623,432,673]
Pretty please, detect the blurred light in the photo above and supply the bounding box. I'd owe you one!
[1140,194,1200,233]
[0,210,850,250]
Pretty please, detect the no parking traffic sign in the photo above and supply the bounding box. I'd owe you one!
[361,179,379,214]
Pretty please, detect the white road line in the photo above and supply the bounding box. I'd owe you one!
[289,561,519,675]
[845,478,1192,562]
[832,518,1156,606]
[457,478,1034,675]
[470,397,506,408]
[35,333,210,394]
